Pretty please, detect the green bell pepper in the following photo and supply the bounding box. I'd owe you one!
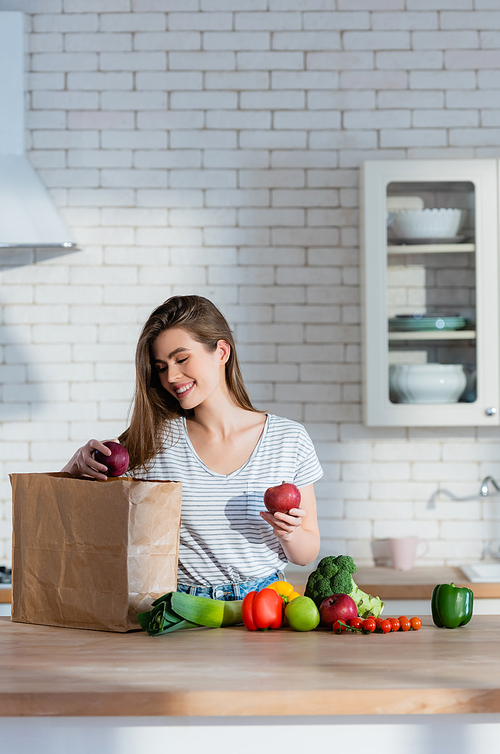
[431,582,473,629]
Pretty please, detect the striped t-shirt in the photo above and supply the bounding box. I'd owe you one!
[137,413,323,587]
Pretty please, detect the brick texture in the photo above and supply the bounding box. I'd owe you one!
[0,1,497,567]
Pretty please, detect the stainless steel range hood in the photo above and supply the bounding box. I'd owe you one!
[0,12,76,249]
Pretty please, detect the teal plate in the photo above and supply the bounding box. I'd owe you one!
[389,316,468,331]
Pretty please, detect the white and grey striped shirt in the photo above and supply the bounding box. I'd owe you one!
[137,413,323,587]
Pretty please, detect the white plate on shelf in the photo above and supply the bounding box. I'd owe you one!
[389,235,467,245]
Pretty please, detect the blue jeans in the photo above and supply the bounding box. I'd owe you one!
[176,570,286,601]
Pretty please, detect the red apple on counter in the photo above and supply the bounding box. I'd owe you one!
[264,481,301,515]
[94,441,129,477]
[319,593,357,630]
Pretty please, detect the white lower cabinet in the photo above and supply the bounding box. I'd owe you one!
[1,715,500,754]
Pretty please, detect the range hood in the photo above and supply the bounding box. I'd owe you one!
[0,12,76,249]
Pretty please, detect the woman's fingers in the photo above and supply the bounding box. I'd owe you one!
[86,460,109,480]
[88,439,111,474]
[259,509,303,537]
[78,440,110,479]
[89,439,112,456]
[281,508,305,520]
[62,439,112,479]
[274,509,305,528]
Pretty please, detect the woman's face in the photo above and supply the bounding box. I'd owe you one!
[151,327,230,410]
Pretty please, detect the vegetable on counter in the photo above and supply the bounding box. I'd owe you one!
[318,593,357,629]
[242,588,284,631]
[431,582,473,629]
[304,555,385,619]
[362,617,376,633]
[137,592,243,636]
[139,578,301,636]
[284,595,320,632]
[332,615,422,635]
[265,580,301,603]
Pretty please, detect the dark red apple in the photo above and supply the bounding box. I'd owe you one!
[264,481,301,515]
[94,441,129,477]
[319,593,357,629]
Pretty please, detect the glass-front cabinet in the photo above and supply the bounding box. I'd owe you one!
[361,159,499,426]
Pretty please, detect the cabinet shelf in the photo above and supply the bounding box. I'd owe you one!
[388,330,477,341]
[387,243,475,254]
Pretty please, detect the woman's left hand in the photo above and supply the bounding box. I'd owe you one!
[259,508,305,542]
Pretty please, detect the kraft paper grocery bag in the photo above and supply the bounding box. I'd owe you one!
[9,472,182,632]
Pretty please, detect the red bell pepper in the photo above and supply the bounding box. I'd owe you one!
[242,588,284,631]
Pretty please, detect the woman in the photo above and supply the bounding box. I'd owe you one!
[62,295,322,600]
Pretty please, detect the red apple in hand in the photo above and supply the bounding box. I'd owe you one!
[94,441,129,477]
[319,593,357,629]
[264,481,301,515]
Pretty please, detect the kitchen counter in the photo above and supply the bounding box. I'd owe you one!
[289,566,500,600]
[2,614,500,717]
[354,566,500,599]
[2,566,495,606]
[0,584,11,604]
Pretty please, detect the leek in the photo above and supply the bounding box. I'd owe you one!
[137,591,244,636]
[221,599,243,627]
[170,592,224,627]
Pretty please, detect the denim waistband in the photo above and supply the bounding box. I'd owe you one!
[176,570,286,601]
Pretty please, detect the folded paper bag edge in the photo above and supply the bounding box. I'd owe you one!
[10,472,180,483]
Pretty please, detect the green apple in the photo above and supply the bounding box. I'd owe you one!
[284,596,320,632]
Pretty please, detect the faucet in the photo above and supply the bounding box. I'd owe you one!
[480,476,500,496]
[479,477,500,559]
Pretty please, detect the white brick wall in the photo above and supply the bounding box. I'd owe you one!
[1,0,500,568]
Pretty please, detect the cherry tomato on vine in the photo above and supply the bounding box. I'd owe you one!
[399,617,411,632]
[332,620,347,634]
[349,617,363,630]
[410,616,422,631]
[380,619,392,634]
[362,618,376,633]
[389,618,401,632]
[374,617,384,628]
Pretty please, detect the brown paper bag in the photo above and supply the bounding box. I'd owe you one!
[9,472,182,632]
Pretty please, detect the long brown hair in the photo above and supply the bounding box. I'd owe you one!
[120,295,260,471]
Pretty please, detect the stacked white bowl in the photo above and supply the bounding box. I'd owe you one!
[392,208,462,240]
[389,364,467,404]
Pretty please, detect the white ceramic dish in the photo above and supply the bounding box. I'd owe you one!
[389,364,467,404]
[390,235,466,245]
[392,208,463,240]
[460,563,500,583]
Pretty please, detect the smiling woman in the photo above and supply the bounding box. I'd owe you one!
[61,295,323,599]
[152,332,232,436]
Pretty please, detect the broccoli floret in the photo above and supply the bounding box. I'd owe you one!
[304,555,385,619]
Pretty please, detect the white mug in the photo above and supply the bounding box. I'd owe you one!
[388,537,429,571]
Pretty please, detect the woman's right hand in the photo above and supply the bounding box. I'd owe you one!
[61,439,112,481]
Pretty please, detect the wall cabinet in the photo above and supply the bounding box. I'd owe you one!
[361,159,500,427]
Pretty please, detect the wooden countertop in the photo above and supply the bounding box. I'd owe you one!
[290,567,500,600]
[2,614,500,717]
[0,585,11,604]
[2,566,500,605]
[355,566,500,600]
